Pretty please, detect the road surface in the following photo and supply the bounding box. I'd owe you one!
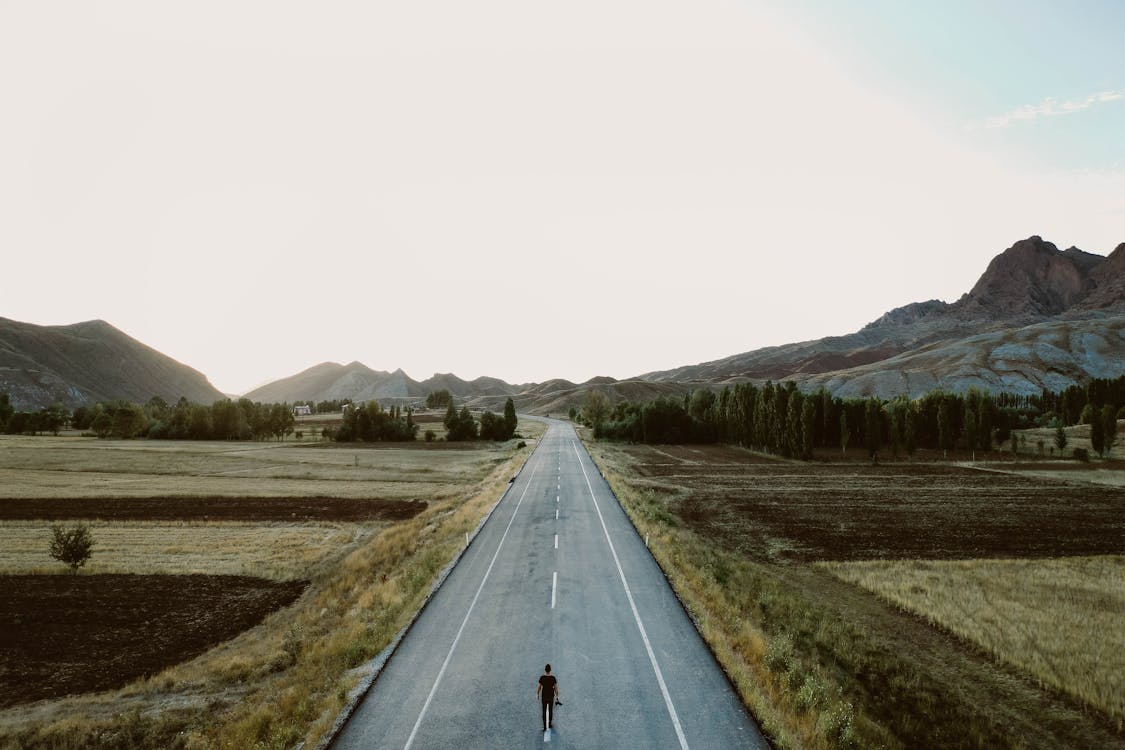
[331,419,769,749]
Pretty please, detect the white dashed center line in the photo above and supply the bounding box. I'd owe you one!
[551,571,558,608]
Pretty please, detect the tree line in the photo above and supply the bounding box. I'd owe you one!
[443,397,518,441]
[583,374,1125,460]
[0,391,522,444]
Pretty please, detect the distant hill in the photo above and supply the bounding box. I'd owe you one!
[0,318,224,410]
[243,362,524,404]
[640,236,1125,397]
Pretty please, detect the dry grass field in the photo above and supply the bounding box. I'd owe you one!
[583,438,1125,750]
[825,556,1125,724]
[0,421,543,749]
[0,522,374,579]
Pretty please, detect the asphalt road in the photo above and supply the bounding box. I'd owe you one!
[331,419,769,749]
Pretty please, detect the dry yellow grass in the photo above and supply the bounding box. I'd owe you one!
[0,435,514,499]
[0,521,375,579]
[824,556,1125,724]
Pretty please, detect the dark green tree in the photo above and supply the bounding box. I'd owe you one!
[937,399,953,457]
[583,390,611,429]
[1054,423,1068,453]
[0,392,13,430]
[50,524,94,573]
[503,397,518,437]
[479,410,511,441]
[1103,405,1118,457]
[904,404,917,457]
[426,390,453,409]
[1090,411,1105,456]
[800,398,816,460]
[40,403,70,435]
[839,411,850,455]
[963,407,977,455]
[864,398,881,460]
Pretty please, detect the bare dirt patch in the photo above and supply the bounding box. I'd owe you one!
[0,574,306,709]
[619,447,1125,561]
[0,496,425,522]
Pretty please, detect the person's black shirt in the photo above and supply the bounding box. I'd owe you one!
[538,674,557,703]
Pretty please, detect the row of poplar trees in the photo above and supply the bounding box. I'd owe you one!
[590,377,1123,459]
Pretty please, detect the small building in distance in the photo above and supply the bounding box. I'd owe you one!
[293,404,312,416]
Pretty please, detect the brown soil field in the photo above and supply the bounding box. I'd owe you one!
[0,496,425,522]
[0,574,306,709]
[633,445,1125,561]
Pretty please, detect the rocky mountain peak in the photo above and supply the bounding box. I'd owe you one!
[957,235,1100,318]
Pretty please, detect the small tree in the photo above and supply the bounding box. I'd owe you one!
[1101,404,1117,457]
[503,397,518,438]
[583,390,611,429]
[1090,411,1105,456]
[1054,423,1068,454]
[50,524,94,573]
[839,411,850,456]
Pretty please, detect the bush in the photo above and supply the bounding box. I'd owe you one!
[1072,447,1090,462]
[50,524,94,573]
[424,430,436,442]
[764,633,795,674]
[796,673,829,711]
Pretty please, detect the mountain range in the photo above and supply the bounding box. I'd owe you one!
[2,236,1123,412]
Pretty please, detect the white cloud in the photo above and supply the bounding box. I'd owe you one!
[975,89,1125,129]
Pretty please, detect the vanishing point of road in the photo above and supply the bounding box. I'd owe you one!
[331,419,770,749]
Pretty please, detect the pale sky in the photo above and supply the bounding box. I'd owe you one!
[3,1,1123,394]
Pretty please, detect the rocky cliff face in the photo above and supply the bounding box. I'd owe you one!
[1078,242,1125,311]
[952,236,1104,319]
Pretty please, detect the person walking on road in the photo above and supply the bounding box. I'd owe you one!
[536,663,560,731]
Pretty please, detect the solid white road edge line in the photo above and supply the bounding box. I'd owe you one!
[573,440,691,750]
[400,440,545,750]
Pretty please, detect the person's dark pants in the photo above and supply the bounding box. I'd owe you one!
[541,699,554,729]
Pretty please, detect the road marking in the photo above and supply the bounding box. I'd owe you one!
[556,495,559,503]
[551,571,558,608]
[544,728,551,743]
[401,450,543,750]
[555,508,559,520]
[554,534,558,549]
[573,442,690,750]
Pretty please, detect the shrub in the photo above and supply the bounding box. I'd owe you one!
[1072,447,1090,462]
[796,673,829,711]
[50,524,94,573]
[764,632,795,674]
[424,430,436,442]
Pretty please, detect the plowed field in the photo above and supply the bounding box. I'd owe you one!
[630,445,1125,560]
[0,574,306,708]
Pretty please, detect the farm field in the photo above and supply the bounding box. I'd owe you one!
[825,556,1125,723]
[0,422,541,749]
[583,439,1125,750]
[0,574,306,708]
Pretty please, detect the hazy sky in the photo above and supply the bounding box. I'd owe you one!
[3,1,1124,394]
